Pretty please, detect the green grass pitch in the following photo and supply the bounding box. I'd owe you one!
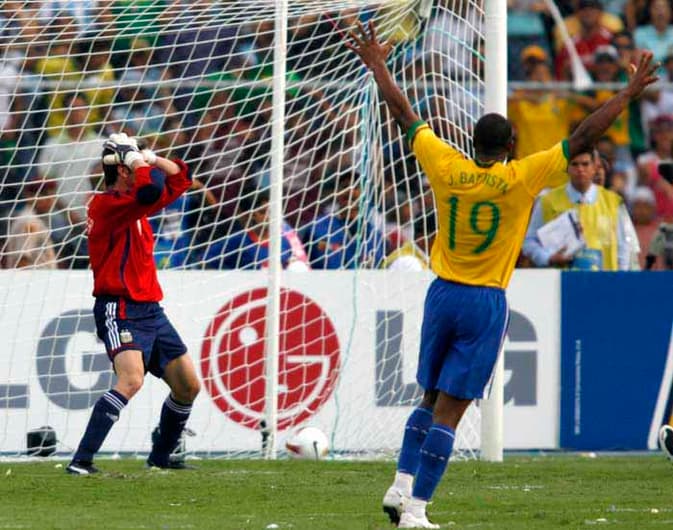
[0,455,672,529]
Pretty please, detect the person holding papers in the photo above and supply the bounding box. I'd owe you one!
[523,149,633,270]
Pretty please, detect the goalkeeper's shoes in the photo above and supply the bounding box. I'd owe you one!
[382,486,408,524]
[397,511,440,529]
[66,460,99,475]
[659,424,673,461]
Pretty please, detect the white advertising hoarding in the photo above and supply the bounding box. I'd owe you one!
[0,269,560,455]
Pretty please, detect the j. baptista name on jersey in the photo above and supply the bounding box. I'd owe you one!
[448,172,509,194]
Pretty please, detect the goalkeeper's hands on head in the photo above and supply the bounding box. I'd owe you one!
[135,137,157,165]
[103,132,144,168]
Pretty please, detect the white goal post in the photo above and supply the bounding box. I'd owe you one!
[0,0,504,461]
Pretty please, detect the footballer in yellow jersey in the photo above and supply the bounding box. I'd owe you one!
[409,122,569,289]
[347,20,658,528]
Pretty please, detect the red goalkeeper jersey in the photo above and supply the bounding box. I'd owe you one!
[87,160,191,302]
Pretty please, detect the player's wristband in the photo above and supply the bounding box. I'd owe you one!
[406,120,427,145]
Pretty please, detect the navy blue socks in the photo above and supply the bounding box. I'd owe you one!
[73,389,128,463]
[148,394,192,466]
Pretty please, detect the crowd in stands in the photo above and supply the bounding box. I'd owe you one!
[2,0,673,272]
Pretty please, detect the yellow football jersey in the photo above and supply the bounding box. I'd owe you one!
[410,122,569,288]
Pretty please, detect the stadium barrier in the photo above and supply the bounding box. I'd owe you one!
[4,269,671,455]
[0,269,559,456]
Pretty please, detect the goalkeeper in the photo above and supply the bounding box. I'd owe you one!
[347,21,657,529]
[67,133,200,475]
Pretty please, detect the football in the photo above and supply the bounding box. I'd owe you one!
[285,426,329,460]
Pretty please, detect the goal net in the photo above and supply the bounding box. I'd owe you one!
[0,0,493,460]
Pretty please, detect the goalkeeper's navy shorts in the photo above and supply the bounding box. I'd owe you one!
[93,296,188,378]
[416,277,509,400]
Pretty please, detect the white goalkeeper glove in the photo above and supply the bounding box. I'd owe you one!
[109,132,138,150]
[102,132,144,168]
[140,148,157,165]
[133,136,157,165]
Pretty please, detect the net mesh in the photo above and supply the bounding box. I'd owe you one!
[0,0,486,459]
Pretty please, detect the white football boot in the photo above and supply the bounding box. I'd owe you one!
[397,497,440,529]
[397,511,440,529]
[382,486,408,524]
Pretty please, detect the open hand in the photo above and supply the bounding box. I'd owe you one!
[345,21,392,71]
[626,51,659,100]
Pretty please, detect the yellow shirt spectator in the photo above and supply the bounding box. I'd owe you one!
[509,94,570,159]
[540,184,623,270]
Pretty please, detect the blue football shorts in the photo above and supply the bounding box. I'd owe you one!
[93,296,188,378]
[416,277,509,399]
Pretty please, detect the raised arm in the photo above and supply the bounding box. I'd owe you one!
[346,21,420,134]
[568,51,658,158]
[136,142,192,211]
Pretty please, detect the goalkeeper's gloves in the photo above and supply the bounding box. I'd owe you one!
[135,137,157,165]
[102,132,143,168]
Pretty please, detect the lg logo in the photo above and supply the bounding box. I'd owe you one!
[200,288,340,431]
[0,309,114,409]
[0,299,538,425]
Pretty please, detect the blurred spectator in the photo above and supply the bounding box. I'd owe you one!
[553,0,623,49]
[113,38,176,136]
[150,179,217,269]
[0,47,19,131]
[641,52,673,139]
[554,0,620,80]
[383,190,417,252]
[634,0,673,63]
[636,115,673,218]
[35,12,86,135]
[507,1,549,81]
[624,0,650,31]
[645,219,673,269]
[105,0,173,64]
[203,188,310,270]
[593,149,610,186]
[186,105,257,226]
[593,46,632,158]
[36,1,92,28]
[3,181,57,269]
[154,0,237,81]
[287,11,361,80]
[508,46,570,159]
[75,34,115,133]
[569,46,634,176]
[610,31,648,158]
[301,176,385,269]
[595,135,635,196]
[422,1,483,79]
[36,91,101,223]
[630,186,660,267]
[382,212,436,271]
[22,176,87,268]
[523,149,632,270]
[601,0,629,15]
